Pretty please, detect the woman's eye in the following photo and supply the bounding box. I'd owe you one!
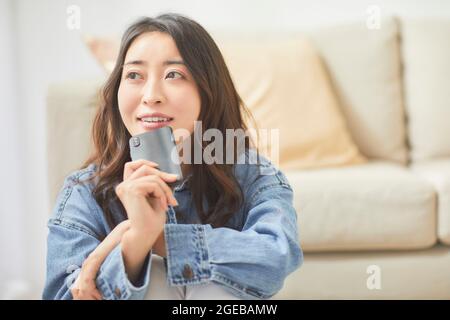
[166,71,183,79]
[126,72,142,80]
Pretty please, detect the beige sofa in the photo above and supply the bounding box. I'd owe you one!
[46,16,450,299]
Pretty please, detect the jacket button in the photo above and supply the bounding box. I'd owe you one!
[115,287,121,297]
[66,264,79,274]
[182,264,194,279]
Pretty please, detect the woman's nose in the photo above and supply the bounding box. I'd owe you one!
[142,79,165,105]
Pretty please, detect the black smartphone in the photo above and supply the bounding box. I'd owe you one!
[129,126,183,188]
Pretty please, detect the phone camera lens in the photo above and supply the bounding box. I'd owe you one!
[132,137,140,147]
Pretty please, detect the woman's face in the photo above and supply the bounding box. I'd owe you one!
[118,31,201,140]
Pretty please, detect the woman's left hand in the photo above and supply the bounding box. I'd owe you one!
[71,220,131,300]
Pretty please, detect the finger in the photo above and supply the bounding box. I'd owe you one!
[128,164,179,186]
[80,260,101,287]
[77,290,99,300]
[136,175,178,207]
[71,287,80,300]
[123,160,159,180]
[123,165,178,206]
[86,221,130,264]
[158,195,168,212]
[134,179,169,211]
[106,220,131,242]
[91,225,128,262]
[93,289,103,300]
[77,269,101,301]
[122,167,178,206]
[116,219,131,232]
[78,262,99,299]
[71,276,81,295]
[77,280,101,300]
[145,194,167,212]
[147,175,177,207]
[81,288,102,300]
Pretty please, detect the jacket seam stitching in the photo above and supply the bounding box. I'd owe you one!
[55,166,96,220]
[211,273,268,299]
[48,218,99,239]
[248,182,292,207]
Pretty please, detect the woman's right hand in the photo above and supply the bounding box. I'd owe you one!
[114,159,179,244]
[114,159,179,284]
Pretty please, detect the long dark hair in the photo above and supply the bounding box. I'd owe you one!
[80,13,259,230]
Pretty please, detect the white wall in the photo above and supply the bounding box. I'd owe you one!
[2,0,450,299]
[0,0,28,299]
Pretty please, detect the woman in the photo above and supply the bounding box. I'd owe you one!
[43,13,303,300]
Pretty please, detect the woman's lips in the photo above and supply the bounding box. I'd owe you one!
[138,119,173,131]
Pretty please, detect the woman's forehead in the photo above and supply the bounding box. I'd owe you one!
[125,32,180,63]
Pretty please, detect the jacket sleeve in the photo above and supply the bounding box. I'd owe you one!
[163,168,303,299]
[42,177,152,300]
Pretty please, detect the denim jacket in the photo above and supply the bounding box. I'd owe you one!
[42,149,303,300]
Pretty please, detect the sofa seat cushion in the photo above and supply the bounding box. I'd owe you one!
[274,244,450,299]
[411,159,450,245]
[285,161,436,252]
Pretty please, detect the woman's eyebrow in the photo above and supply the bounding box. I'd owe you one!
[122,59,186,67]
[163,59,185,66]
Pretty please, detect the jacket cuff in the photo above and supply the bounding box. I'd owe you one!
[164,224,212,286]
[96,243,152,300]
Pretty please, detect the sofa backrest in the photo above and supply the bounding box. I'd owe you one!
[46,77,104,206]
[48,16,450,207]
[400,17,450,163]
[307,17,408,164]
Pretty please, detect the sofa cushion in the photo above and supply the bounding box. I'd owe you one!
[307,17,407,164]
[285,161,436,252]
[82,34,119,73]
[82,32,367,170]
[401,18,450,162]
[411,159,450,245]
[217,35,367,170]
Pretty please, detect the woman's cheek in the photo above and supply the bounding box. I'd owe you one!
[118,99,137,133]
[175,87,201,112]
[119,89,138,115]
